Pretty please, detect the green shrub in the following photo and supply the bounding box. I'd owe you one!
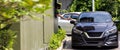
[48,29,66,50]
[0,30,17,50]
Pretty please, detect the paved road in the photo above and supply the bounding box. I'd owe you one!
[62,34,120,50]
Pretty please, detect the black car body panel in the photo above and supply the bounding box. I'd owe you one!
[71,11,118,48]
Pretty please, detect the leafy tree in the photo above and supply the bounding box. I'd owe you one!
[69,0,120,17]
[95,0,120,17]
[69,0,92,12]
[0,0,52,30]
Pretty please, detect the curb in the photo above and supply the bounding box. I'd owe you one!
[57,36,67,50]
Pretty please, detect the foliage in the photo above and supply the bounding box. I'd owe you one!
[49,29,66,50]
[0,29,16,50]
[112,17,120,30]
[69,0,92,12]
[0,0,52,30]
[58,9,69,14]
[95,0,120,17]
[69,0,120,17]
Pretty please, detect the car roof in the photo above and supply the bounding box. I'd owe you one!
[78,11,112,22]
[69,12,81,14]
[81,11,110,14]
[80,11,111,17]
[62,12,81,15]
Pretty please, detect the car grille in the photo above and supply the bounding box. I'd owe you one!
[87,41,99,44]
[87,32,103,37]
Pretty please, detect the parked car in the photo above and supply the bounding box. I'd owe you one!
[58,12,81,34]
[70,11,119,48]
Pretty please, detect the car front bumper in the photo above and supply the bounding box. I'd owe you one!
[72,32,118,48]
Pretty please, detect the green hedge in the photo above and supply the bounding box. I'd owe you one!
[48,29,66,50]
[0,30,17,50]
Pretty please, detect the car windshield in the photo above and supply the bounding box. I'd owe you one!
[79,12,112,23]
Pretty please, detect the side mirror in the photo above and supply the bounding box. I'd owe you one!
[114,20,120,23]
[70,20,76,25]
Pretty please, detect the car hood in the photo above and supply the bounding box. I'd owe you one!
[76,22,114,32]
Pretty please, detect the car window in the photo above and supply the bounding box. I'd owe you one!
[79,12,112,23]
[63,14,71,18]
[80,17,94,22]
[71,14,79,19]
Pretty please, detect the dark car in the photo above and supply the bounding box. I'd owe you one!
[70,11,119,49]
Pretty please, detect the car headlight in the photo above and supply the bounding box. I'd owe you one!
[104,26,117,36]
[107,27,117,33]
[73,27,83,34]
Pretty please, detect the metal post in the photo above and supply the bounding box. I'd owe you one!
[92,0,95,12]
